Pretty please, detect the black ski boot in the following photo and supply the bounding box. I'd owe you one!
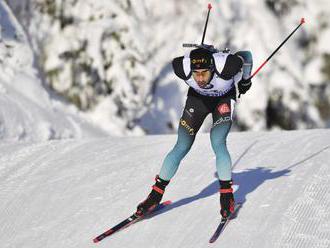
[219,180,235,218]
[136,175,170,216]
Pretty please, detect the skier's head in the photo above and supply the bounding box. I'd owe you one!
[190,48,214,70]
[190,48,214,87]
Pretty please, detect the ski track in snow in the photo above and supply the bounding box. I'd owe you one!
[0,130,330,248]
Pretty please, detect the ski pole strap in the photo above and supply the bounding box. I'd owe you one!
[219,188,233,194]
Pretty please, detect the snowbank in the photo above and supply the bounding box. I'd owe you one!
[0,1,106,142]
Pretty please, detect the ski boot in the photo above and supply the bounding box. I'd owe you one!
[136,175,170,216]
[219,180,235,218]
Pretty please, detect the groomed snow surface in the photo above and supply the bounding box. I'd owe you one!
[1,129,329,248]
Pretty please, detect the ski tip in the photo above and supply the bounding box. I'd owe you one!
[208,3,212,10]
[300,17,305,24]
[93,238,99,243]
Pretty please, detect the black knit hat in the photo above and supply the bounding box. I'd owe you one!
[190,48,214,70]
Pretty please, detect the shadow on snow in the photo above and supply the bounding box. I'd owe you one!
[152,143,330,217]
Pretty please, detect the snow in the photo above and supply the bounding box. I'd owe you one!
[0,2,330,247]
[0,1,107,142]
[0,129,329,248]
[319,28,330,54]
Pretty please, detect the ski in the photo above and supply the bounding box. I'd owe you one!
[93,200,172,243]
[209,203,242,243]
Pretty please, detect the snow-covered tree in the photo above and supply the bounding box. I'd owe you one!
[5,0,330,135]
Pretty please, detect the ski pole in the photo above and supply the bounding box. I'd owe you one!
[249,18,306,80]
[238,18,305,98]
[201,3,212,45]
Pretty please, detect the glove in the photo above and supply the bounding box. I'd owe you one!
[238,78,252,95]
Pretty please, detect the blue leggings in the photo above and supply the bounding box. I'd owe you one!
[159,91,234,181]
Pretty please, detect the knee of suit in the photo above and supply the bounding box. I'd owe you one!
[174,126,195,155]
[210,122,231,150]
[171,139,193,159]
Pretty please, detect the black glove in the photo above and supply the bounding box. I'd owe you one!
[238,78,252,95]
